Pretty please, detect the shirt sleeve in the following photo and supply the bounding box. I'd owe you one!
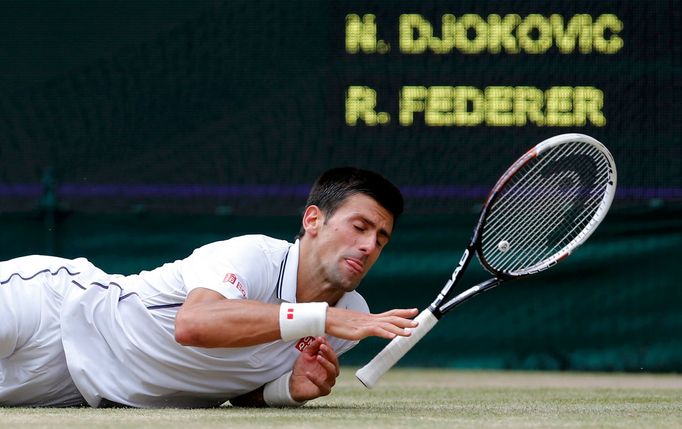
[179,237,274,301]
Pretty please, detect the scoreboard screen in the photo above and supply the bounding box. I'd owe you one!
[0,0,679,214]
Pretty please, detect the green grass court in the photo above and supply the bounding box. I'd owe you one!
[3,369,680,429]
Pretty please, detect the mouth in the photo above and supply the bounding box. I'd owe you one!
[344,258,365,275]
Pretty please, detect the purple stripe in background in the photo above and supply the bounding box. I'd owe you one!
[401,185,491,199]
[617,187,682,199]
[0,184,42,197]
[57,184,312,198]
[0,184,681,200]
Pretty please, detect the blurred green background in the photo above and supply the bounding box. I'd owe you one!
[0,1,680,371]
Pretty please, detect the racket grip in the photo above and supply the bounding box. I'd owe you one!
[355,308,439,389]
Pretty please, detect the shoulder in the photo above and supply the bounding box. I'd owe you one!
[192,235,291,262]
[334,291,369,314]
[198,234,290,250]
[179,235,293,300]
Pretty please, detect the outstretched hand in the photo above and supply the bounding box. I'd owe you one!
[289,337,340,402]
[326,307,419,341]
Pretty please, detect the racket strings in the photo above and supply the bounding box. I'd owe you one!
[485,167,601,272]
[486,149,608,261]
[493,182,606,272]
[481,141,611,274]
[486,144,609,272]
[488,144,608,267]
[535,193,607,261]
[484,141,577,225]
[484,171,582,267]
[482,142,583,244]
[486,143,566,240]
[486,170,595,270]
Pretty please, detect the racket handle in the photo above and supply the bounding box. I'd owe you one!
[355,308,439,388]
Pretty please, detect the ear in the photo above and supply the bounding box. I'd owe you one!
[301,205,323,237]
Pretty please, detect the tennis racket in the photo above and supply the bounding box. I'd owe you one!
[356,133,617,388]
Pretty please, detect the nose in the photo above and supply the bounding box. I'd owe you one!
[357,233,379,256]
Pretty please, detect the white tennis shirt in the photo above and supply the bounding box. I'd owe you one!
[60,235,368,408]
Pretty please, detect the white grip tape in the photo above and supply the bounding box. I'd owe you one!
[279,302,328,342]
[355,308,439,388]
[263,370,306,407]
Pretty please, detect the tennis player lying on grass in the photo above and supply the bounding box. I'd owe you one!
[0,167,418,408]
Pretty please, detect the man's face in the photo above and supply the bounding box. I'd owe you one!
[307,193,394,293]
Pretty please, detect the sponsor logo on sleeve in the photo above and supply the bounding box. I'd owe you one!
[223,273,247,298]
[235,281,247,298]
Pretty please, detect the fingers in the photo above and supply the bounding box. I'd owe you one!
[374,309,420,336]
[377,308,419,318]
[301,336,323,357]
[305,337,339,377]
[305,370,333,396]
[305,367,335,395]
[326,307,421,341]
[380,323,415,339]
[300,338,339,397]
[370,310,420,339]
[366,323,413,340]
[318,341,340,377]
[377,314,419,329]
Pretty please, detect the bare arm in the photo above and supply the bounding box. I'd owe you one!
[175,289,280,347]
[175,288,418,348]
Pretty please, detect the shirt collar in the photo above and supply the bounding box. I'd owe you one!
[276,239,300,303]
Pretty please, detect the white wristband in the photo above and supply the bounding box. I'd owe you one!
[278,302,328,342]
[263,371,306,407]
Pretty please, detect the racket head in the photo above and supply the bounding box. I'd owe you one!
[474,133,617,278]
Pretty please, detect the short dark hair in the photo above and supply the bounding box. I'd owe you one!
[298,167,404,238]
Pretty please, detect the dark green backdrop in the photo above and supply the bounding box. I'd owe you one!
[0,1,680,371]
